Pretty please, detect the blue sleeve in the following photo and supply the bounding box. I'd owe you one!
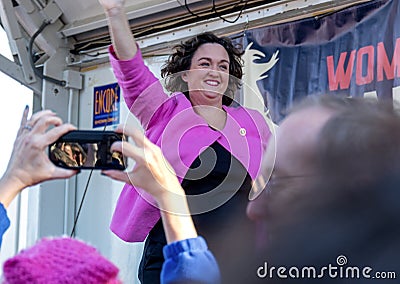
[161,236,221,284]
[0,203,11,248]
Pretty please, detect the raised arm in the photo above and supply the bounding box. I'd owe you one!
[98,0,137,60]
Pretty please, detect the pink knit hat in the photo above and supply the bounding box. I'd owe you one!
[3,237,121,284]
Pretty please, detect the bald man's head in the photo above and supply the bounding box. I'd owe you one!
[247,95,355,221]
[247,105,339,221]
[274,106,336,180]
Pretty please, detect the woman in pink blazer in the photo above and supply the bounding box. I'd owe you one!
[99,0,271,282]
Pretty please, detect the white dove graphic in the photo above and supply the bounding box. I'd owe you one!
[242,42,279,131]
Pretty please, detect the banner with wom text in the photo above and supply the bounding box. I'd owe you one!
[239,0,399,123]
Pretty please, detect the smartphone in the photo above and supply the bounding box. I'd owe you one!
[49,130,127,170]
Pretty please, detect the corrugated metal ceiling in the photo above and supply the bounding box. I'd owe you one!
[56,0,277,32]
[54,0,280,54]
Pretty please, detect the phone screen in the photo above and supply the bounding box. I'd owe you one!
[49,130,127,170]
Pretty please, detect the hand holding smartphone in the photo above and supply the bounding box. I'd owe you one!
[49,130,127,170]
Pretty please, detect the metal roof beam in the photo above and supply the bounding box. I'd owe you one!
[0,53,42,94]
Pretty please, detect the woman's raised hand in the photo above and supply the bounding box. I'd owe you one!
[98,0,137,60]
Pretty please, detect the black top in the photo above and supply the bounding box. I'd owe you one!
[147,142,254,269]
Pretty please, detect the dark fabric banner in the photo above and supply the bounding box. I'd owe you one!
[239,0,399,122]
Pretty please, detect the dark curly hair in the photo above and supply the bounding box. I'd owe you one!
[161,32,243,106]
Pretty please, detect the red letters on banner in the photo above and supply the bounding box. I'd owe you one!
[327,38,400,91]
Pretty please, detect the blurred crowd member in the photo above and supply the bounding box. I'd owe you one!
[257,99,400,283]
[3,237,121,284]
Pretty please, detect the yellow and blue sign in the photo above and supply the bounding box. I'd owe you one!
[93,83,120,128]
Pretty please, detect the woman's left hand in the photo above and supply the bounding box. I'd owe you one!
[2,107,77,192]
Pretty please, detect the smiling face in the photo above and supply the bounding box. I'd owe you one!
[181,43,230,108]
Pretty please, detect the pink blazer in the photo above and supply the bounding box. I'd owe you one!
[108,47,271,242]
